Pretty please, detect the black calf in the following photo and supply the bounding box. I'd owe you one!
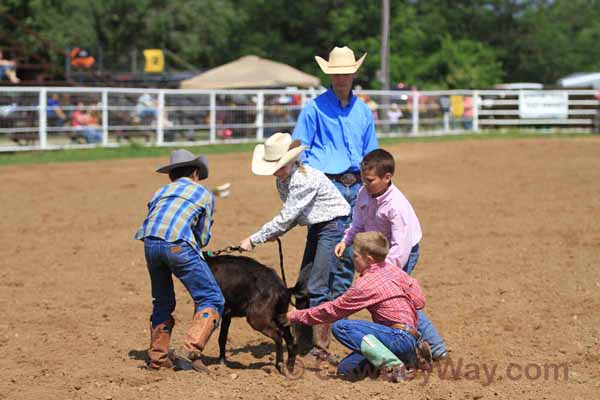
[204,253,296,374]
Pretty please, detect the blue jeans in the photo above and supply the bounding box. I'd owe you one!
[330,180,362,297]
[332,319,417,377]
[404,244,447,358]
[295,216,350,308]
[144,237,224,327]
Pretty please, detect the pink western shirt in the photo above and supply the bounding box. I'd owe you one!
[288,261,425,329]
[343,183,422,269]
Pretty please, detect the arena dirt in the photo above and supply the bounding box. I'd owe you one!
[1,138,599,399]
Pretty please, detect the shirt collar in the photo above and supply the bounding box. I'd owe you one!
[325,86,356,109]
[374,182,395,204]
[359,260,387,276]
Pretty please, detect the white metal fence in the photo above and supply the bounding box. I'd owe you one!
[1,87,598,152]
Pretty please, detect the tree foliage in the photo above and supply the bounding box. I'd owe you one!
[1,0,599,88]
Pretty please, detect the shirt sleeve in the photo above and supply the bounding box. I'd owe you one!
[288,284,375,325]
[292,103,316,151]
[194,191,214,248]
[250,175,316,245]
[385,208,413,269]
[362,113,379,155]
[342,188,366,245]
[400,272,426,310]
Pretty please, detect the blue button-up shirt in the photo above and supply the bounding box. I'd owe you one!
[292,88,378,174]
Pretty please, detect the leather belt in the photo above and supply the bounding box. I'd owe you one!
[326,172,361,187]
[391,323,419,339]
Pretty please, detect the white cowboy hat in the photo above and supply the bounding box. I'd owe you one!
[315,46,367,75]
[251,132,307,176]
[156,149,209,180]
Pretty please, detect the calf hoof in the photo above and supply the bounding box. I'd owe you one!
[281,358,304,380]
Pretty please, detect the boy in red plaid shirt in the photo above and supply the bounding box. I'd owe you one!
[283,231,431,380]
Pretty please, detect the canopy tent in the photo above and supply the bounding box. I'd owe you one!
[558,72,600,89]
[180,55,320,89]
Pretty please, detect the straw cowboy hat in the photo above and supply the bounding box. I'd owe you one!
[156,149,209,180]
[252,132,307,175]
[315,46,367,75]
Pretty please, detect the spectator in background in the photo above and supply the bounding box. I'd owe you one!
[387,103,403,124]
[69,47,95,69]
[0,50,20,84]
[71,102,101,143]
[47,94,67,127]
[135,93,157,123]
[462,96,473,130]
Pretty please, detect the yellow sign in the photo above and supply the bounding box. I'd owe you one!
[143,49,164,73]
[450,95,464,118]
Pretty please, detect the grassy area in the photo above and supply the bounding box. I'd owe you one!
[0,131,593,166]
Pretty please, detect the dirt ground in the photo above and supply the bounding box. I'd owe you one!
[1,137,599,400]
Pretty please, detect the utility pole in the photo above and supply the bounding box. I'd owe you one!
[380,0,390,90]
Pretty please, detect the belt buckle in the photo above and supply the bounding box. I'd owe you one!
[340,173,358,186]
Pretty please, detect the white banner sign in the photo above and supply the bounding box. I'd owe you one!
[519,91,568,119]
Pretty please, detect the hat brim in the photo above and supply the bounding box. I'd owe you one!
[251,144,307,176]
[156,156,209,180]
[315,52,367,75]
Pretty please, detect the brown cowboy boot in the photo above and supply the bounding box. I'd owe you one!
[309,324,338,365]
[174,307,220,372]
[147,316,175,370]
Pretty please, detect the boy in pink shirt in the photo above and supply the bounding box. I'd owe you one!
[284,232,429,380]
[334,149,448,360]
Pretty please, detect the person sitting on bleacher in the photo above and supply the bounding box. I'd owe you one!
[0,50,20,84]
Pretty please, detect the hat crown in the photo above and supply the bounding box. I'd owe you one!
[169,149,196,164]
[263,133,292,161]
[328,46,357,67]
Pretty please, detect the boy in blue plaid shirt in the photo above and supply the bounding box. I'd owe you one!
[136,149,224,372]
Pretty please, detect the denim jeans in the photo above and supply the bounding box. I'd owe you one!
[330,180,362,298]
[404,244,447,358]
[295,216,351,308]
[144,237,224,327]
[332,319,417,377]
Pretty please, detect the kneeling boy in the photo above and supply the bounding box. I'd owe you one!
[284,231,430,380]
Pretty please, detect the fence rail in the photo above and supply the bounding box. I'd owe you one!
[1,87,598,152]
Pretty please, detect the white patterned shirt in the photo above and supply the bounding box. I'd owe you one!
[250,164,350,245]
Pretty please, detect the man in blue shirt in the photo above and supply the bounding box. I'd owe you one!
[292,46,378,358]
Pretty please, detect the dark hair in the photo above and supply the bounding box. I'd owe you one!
[360,149,395,177]
[169,166,200,182]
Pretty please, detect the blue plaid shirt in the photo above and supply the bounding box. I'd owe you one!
[135,177,214,257]
[292,87,378,174]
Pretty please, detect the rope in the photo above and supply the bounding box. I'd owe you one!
[276,237,288,287]
[205,245,243,257]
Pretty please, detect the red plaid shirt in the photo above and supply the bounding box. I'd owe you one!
[288,261,425,329]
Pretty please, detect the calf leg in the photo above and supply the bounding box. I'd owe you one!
[218,314,232,364]
[246,311,285,372]
[281,325,297,372]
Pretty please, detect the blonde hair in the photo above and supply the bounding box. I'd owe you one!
[289,139,305,173]
[353,232,389,262]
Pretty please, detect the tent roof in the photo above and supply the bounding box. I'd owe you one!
[180,55,320,89]
[558,72,600,89]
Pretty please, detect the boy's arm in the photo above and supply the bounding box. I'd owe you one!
[250,177,314,245]
[288,285,372,326]
[401,272,426,310]
[194,191,215,248]
[342,190,366,246]
[386,210,413,269]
